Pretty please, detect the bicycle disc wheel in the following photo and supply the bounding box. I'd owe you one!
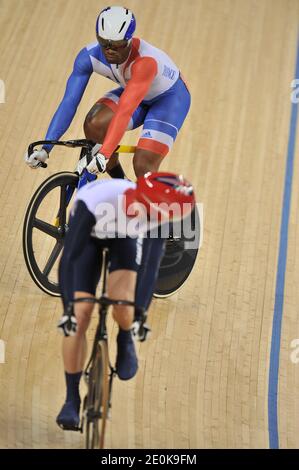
[85,341,109,449]
[154,204,201,298]
[23,172,78,296]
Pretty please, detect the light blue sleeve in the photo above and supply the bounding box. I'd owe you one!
[42,48,93,153]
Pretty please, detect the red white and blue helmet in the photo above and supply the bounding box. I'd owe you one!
[96,6,136,41]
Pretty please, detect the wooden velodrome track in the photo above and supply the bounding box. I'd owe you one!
[0,0,298,449]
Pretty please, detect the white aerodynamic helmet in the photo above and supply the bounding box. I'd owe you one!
[96,6,136,41]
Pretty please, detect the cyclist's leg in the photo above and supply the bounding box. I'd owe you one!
[63,239,102,370]
[59,203,103,372]
[107,236,143,380]
[61,291,94,374]
[57,235,102,428]
[135,236,166,318]
[108,235,143,328]
[84,100,121,175]
[133,77,191,176]
[57,292,95,430]
[133,148,165,177]
[108,269,137,330]
[83,88,147,177]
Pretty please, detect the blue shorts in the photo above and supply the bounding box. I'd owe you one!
[59,200,143,307]
[99,77,191,156]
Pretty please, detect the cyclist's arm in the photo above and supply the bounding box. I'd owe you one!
[100,57,158,158]
[59,201,96,303]
[42,48,93,153]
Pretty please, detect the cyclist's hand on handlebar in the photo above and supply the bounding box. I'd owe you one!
[87,152,108,174]
[57,312,77,337]
[75,155,89,175]
[75,143,100,175]
[24,148,48,169]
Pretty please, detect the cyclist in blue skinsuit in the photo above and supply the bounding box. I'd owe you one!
[56,173,195,430]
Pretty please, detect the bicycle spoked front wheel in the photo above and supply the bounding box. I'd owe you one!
[23,172,79,296]
[85,340,110,449]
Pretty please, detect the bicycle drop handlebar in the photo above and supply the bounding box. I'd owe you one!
[27,139,136,168]
[72,296,143,310]
[27,139,95,169]
[28,139,95,156]
[71,297,150,342]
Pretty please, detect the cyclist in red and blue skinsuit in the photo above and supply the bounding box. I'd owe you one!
[25,6,191,179]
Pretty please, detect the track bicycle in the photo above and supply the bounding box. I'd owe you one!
[23,139,201,297]
[60,248,150,449]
